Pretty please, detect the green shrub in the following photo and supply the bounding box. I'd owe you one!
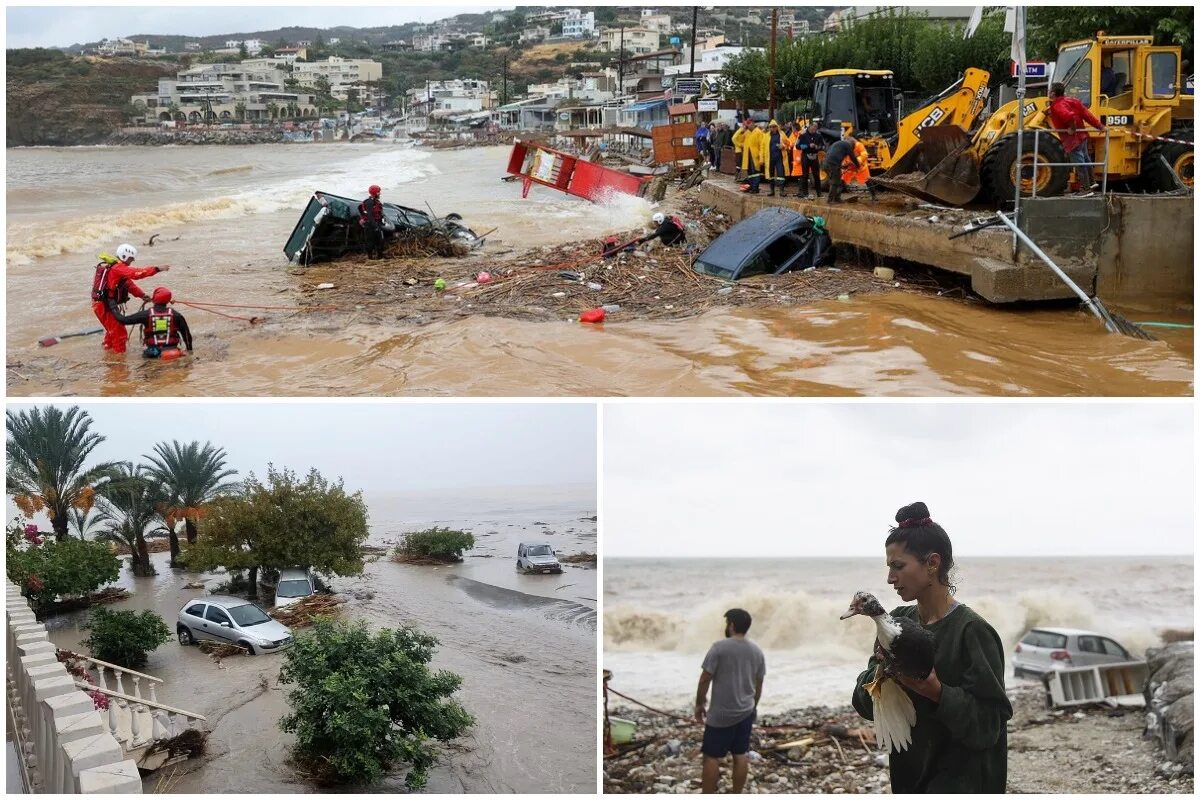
[394,527,475,562]
[82,607,171,668]
[5,536,121,611]
[279,618,473,787]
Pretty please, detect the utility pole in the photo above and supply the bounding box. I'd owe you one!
[502,52,508,106]
[769,9,778,120]
[689,6,698,76]
[618,25,625,97]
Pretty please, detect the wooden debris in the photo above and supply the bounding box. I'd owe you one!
[268,593,346,628]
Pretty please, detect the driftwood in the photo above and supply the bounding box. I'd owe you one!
[268,593,346,628]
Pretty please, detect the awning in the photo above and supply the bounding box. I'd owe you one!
[623,99,669,114]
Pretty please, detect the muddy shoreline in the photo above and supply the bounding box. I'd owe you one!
[604,685,1193,794]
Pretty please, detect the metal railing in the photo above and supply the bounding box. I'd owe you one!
[1027,126,1111,199]
[1013,126,1111,258]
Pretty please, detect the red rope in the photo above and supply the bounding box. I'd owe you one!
[176,301,258,323]
[606,686,699,725]
[175,299,337,311]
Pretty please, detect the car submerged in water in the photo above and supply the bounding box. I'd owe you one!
[691,207,835,280]
[283,190,482,265]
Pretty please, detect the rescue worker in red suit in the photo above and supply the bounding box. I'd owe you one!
[91,243,169,353]
[359,184,386,259]
[112,287,193,359]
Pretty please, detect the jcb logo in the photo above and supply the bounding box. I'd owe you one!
[1104,115,1132,126]
[917,107,946,130]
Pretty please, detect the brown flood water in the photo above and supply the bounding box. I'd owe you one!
[40,530,596,792]
[6,144,1192,396]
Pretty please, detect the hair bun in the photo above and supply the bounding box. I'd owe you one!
[896,502,931,524]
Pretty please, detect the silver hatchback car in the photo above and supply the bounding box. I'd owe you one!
[176,595,294,655]
[1012,626,1134,679]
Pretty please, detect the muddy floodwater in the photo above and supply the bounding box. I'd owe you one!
[38,487,597,793]
[6,144,1192,396]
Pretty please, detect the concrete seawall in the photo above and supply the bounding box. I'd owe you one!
[699,180,1193,309]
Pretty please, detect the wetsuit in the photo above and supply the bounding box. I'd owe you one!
[640,217,687,247]
[113,304,193,358]
[358,196,386,258]
[91,260,164,353]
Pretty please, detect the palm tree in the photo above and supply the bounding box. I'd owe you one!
[68,506,104,540]
[143,440,237,566]
[6,406,120,541]
[94,465,168,577]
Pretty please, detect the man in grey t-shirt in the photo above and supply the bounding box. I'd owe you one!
[694,608,766,793]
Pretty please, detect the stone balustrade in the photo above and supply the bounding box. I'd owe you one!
[5,581,143,793]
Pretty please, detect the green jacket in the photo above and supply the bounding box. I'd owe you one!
[852,604,1011,793]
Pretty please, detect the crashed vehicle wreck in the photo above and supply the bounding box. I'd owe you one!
[283,191,481,265]
[692,207,835,280]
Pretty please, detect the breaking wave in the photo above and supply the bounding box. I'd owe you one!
[605,589,1169,662]
[5,147,437,266]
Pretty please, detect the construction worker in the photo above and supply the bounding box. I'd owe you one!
[763,120,792,197]
[358,184,386,259]
[792,122,825,198]
[731,117,754,180]
[112,287,193,359]
[842,134,877,202]
[638,212,687,247]
[739,122,768,193]
[90,243,169,353]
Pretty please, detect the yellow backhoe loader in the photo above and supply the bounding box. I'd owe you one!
[875,33,1194,205]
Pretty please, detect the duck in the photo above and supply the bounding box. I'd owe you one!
[840,590,937,753]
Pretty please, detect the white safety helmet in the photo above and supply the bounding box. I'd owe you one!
[652,212,666,225]
[116,243,138,262]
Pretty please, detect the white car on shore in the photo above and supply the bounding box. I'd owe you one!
[1013,626,1135,679]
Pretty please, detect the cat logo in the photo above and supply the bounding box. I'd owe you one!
[1023,102,1038,116]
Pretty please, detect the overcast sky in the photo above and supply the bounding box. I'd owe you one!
[5,4,511,49]
[6,402,595,494]
[605,402,1194,558]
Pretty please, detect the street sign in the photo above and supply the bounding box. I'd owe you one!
[673,78,703,96]
[698,99,719,111]
[1011,61,1047,78]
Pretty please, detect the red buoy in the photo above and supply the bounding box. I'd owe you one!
[579,308,606,324]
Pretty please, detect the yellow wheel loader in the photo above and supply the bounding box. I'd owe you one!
[875,34,1194,206]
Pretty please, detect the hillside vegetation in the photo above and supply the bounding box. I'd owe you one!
[6,49,175,146]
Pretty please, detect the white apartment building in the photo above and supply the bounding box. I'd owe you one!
[413,33,450,52]
[599,27,660,54]
[130,63,318,122]
[640,10,674,34]
[224,38,266,53]
[468,33,491,48]
[520,26,550,43]
[413,79,497,113]
[562,10,596,39]
[293,56,383,102]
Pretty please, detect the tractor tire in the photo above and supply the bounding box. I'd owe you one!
[1140,137,1194,192]
[980,132,1070,204]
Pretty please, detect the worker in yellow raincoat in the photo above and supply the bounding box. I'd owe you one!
[739,121,767,193]
[731,118,754,180]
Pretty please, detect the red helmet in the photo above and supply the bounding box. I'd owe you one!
[368,184,381,196]
[151,287,173,305]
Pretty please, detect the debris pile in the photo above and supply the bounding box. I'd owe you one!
[198,640,249,661]
[268,593,347,628]
[604,705,889,794]
[559,552,597,566]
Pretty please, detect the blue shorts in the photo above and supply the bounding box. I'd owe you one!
[701,711,755,758]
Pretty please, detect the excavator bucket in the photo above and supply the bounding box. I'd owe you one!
[873,126,981,206]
